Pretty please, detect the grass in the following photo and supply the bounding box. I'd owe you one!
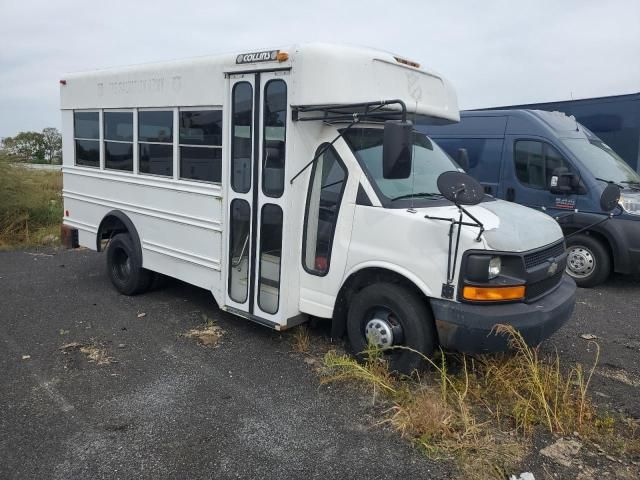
[0,156,62,248]
[321,325,639,479]
[291,325,312,353]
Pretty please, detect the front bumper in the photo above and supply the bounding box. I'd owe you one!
[431,275,576,353]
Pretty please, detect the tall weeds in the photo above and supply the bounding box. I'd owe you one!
[321,325,609,479]
[0,158,62,248]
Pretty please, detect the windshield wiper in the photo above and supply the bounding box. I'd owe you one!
[595,177,624,189]
[390,192,443,202]
[621,181,640,191]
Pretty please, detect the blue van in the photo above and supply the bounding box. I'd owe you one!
[425,109,640,287]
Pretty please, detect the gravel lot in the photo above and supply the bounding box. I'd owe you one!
[1,247,639,479]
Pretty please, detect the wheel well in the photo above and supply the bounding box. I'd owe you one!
[96,211,142,261]
[331,267,431,339]
[97,216,127,251]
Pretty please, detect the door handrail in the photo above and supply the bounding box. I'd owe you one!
[232,233,249,267]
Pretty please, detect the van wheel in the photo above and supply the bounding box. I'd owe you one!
[107,233,153,295]
[565,234,610,288]
[346,282,437,374]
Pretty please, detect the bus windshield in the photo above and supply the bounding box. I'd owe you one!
[343,128,459,203]
[562,138,640,186]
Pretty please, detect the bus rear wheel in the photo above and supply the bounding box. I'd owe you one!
[346,282,436,374]
[107,233,153,295]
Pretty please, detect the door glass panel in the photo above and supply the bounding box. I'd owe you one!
[303,145,347,275]
[228,199,251,303]
[231,82,253,193]
[258,204,283,314]
[262,80,287,197]
[514,140,545,189]
[544,144,571,187]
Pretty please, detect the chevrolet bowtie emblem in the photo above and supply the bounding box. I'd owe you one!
[547,261,558,276]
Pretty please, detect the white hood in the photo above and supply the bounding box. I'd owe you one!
[466,200,564,252]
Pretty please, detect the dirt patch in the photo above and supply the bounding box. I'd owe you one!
[597,366,640,388]
[540,438,582,468]
[60,341,113,365]
[183,321,224,347]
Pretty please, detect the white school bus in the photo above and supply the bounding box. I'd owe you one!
[60,44,576,372]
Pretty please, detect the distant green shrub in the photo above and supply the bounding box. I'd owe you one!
[0,157,62,248]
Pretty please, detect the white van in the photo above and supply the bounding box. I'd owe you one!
[60,44,576,372]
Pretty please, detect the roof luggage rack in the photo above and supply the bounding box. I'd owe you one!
[291,99,407,123]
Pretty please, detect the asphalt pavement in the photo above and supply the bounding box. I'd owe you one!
[1,247,639,479]
[0,248,448,480]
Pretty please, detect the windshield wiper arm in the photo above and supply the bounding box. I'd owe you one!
[390,192,443,202]
[595,177,624,189]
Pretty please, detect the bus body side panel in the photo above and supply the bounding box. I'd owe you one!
[296,134,358,319]
[62,169,225,297]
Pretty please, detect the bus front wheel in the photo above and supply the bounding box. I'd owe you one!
[346,282,436,374]
[107,233,153,295]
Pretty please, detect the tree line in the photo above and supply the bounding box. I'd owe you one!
[0,128,62,164]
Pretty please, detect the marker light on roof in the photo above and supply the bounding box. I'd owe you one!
[60,79,67,85]
[276,51,289,62]
[394,56,420,68]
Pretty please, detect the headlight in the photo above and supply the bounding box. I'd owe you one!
[488,256,501,279]
[465,254,503,282]
[619,194,640,215]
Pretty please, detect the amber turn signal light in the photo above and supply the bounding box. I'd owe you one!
[276,51,289,62]
[463,285,525,301]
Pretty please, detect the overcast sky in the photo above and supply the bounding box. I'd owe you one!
[1,0,638,138]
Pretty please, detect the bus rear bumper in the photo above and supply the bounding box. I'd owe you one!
[430,275,576,353]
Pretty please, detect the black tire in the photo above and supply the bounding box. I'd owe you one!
[346,282,437,374]
[106,233,153,295]
[565,234,611,288]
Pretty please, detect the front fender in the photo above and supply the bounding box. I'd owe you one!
[341,260,435,299]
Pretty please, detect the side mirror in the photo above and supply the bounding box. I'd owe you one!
[549,168,579,194]
[437,171,484,206]
[600,183,621,212]
[383,120,413,179]
[456,148,469,172]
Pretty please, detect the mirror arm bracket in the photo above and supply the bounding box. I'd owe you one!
[562,207,623,239]
[288,115,360,185]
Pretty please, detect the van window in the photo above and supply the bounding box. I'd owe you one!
[435,138,503,183]
[514,141,570,190]
[562,137,640,185]
[303,144,347,276]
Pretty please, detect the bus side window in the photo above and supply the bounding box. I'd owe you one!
[302,145,347,276]
[74,111,100,168]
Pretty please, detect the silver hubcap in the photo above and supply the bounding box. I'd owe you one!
[567,245,595,278]
[365,317,394,348]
